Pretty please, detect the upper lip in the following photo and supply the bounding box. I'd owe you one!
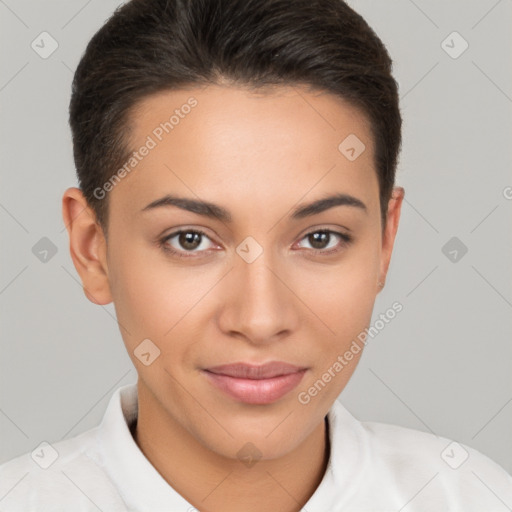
[204,361,307,379]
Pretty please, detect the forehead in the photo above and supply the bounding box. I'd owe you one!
[130,84,372,154]
[111,84,379,220]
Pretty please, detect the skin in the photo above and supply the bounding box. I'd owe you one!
[62,84,404,512]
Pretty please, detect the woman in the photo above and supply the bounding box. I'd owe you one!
[1,0,511,510]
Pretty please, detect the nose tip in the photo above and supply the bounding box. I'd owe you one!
[218,249,298,345]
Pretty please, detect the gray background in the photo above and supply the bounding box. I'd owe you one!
[1,0,511,476]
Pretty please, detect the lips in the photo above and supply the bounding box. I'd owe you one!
[206,361,306,379]
[202,361,308,404]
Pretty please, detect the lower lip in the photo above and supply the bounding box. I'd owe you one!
[203,369,307,405]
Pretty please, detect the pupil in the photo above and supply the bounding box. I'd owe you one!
[310,232,329,249]
[180,232,201,250]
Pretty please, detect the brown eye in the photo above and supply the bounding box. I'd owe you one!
[161,229,215,256]
[308,231,331,249]
[177,231,202,250]
[296,229,352,254]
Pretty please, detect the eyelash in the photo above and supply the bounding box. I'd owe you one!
[158,228,353,259]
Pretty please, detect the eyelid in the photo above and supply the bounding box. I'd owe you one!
[296,223,352,239]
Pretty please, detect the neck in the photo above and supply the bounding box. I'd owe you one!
[131,385,330,512]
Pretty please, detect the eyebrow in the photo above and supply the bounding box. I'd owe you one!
[141,192,367,222]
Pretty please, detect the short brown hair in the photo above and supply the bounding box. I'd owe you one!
[69,0,401,229]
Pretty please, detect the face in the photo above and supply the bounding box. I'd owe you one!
[67,84,403,461]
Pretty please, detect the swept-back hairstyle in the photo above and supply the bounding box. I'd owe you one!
[69,0,401,229]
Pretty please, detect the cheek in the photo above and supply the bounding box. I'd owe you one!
[296,275,375,407]
[305,245,379,327]
[107,243,178,342]
[300,242,380,369]
[107,245,217,355]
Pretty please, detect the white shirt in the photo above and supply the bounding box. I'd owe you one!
[1,383,511,511]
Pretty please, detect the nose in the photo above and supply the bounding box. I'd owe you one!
[217,249,300,346]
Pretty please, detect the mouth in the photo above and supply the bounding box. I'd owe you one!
[202,361,308,405]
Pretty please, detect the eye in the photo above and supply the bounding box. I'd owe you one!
[295,229,352,255]
[160,229,216,257]
[159,227,352,259]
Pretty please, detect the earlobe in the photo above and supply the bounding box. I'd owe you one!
[62,187,113,305]
[377,186,405,290]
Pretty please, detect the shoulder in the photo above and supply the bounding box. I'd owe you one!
[360,418,512,508]
[0,427,127,512]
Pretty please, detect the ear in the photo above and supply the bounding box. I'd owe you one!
[377,186,405,292]
[62,187,113,305]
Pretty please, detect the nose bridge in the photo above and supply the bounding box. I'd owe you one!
[221,241,297,343]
